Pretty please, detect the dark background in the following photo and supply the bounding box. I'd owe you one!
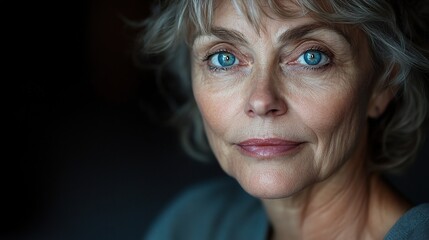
[3,1,428,240]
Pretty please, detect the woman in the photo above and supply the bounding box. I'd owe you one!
[142,0,429,239]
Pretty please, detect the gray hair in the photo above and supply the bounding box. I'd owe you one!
[140,0,429,172]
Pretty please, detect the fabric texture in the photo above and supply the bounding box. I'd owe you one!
[145,177,429,240]
[385,202,429,239]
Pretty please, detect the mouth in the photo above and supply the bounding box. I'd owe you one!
[236,138,303,159]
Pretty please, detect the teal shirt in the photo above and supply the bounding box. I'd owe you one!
[145,178,429,240]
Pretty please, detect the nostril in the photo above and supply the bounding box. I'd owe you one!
[267,106,286,116]
[269,109,280,115]
[246,98,287,117]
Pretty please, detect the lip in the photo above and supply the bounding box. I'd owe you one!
[237,138,303,159]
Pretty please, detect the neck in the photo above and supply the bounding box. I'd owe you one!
[262,155,410,240]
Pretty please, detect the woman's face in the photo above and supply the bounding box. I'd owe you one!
[191,0,376,198]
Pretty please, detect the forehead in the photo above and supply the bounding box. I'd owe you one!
[213,0,303,29]
[212,0,312,38]
[193,0,362,51]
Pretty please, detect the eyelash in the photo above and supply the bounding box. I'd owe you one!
[203,49,240,72]
[202,46,333,73]
[296,46,332,71]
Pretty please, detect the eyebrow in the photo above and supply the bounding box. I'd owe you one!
[208,26,249,44]
[278,23,350,45]
[199,23,350,45]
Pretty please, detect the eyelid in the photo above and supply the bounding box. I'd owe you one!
[281,40,333,59]
[297,50,330,67]
[202,45,250,72]
[204,49,238,70]
[203,48,234,62]
[279,44,333,73]
[283,44,332,62]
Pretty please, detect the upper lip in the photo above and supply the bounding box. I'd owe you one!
[237,138,302,146]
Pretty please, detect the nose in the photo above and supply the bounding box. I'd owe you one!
[245,78,287,118]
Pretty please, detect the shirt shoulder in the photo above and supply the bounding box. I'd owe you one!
[144,177,267,240]
[384,203,429,240]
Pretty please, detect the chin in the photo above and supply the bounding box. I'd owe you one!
[233,166,316,199]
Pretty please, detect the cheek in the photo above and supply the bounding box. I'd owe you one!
[193,88,232,135]
[192,72,235,157]
[192,68,242,137]
[192,67,252,177]
[303,95,355,131]
[193,87,239,175]
[296,89,370,173]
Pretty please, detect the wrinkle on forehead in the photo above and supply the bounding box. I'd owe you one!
[191,0,306,42]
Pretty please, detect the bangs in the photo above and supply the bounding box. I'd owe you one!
[187,0,307,43]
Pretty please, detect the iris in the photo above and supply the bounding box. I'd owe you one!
[303,50,322,65]
[217,52,236,67]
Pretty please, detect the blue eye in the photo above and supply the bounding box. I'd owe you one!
[297,50,330,67]
[304,51,321,65]
[209,51,239,68]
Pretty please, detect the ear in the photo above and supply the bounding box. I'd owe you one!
[367,87,396,118]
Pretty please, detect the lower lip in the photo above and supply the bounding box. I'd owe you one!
[237,139,303,159]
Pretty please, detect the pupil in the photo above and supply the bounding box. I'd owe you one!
[304,51,321,65]
[218,53,235,66]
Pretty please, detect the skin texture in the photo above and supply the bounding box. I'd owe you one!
[191,0,410,239]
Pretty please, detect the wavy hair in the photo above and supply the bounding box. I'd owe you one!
[140,0,429,172]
